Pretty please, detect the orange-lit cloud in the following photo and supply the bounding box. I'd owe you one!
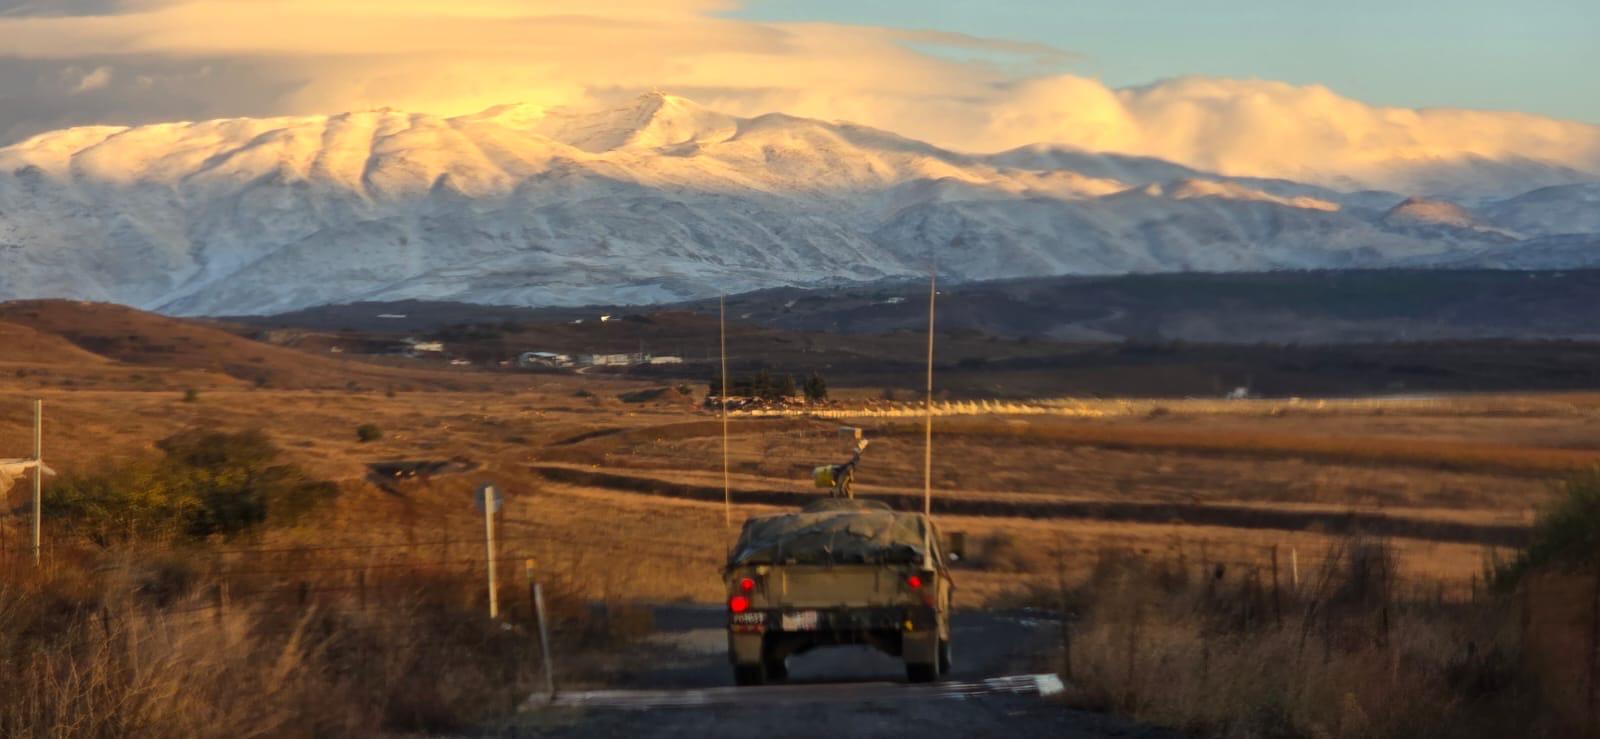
[0,0,1596,192]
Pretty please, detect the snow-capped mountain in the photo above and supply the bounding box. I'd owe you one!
[0,93,1596,315]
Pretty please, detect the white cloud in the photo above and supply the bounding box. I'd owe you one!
[66,65,112,93]
[977,76,1600,191]
[0,0,1595,192]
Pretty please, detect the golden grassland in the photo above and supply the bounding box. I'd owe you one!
[3,378,1593,605]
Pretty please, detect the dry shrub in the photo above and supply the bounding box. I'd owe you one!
[0,576,357,738]
[967,530,1045,573]
[1059,540,1547,739]
[0,547,620,738]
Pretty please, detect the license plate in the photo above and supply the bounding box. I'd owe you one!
[781,610,819,631]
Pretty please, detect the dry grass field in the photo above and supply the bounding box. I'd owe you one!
[4,307,1596,603]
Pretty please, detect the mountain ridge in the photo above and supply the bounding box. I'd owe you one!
[0,93,1596,316]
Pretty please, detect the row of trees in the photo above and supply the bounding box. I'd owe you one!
[708,370,828,402]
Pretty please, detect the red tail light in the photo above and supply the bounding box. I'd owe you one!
[906,575,923,589]
[739,577,755,592]
[729,595,751,614]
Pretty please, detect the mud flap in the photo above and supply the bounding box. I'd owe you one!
[729,633,764,665]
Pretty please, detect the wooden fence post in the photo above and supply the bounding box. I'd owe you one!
[1053,537,1073,681]
[1589,553,1600,734]
[1271,545,1283,627]
[1124,601,1142,711]
[534,583,556,698]
[1379,550,1392,649]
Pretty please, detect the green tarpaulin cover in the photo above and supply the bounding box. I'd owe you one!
[727,499,929,567]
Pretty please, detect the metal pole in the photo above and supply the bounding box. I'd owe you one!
[720,294,731,528]
[32,399,42,567]
[923,269,936,517]
[534,583,556,698]
[484,490,499,619]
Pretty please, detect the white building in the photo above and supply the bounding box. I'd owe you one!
[580,353,634,367]
[405,339,445,355]
[518,351,574,368]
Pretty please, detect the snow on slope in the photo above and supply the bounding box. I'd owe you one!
[1379,197,1520,240]
[0,93,1596,316]
[1478,184,1600,237]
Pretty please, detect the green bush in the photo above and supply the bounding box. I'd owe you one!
[803,372,828,403]
[182,388,199,403]
[356,424,384,443]
[45,429,336,544]
[1515,468,1600,575]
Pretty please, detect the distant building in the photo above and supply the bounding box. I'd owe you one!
[405,338,445,356]
[449,358,472,366]
[518,351,574,368]
[580,353,634,367]
[648,355,684,365]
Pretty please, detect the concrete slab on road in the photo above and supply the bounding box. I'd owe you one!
[541,673,1064,709]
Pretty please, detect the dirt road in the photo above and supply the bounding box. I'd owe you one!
[512,606,1178,738]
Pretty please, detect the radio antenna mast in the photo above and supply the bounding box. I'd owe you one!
[923,262,936,517]
[720,294,731,528]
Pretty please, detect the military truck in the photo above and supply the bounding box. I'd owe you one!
[723,498,955,685]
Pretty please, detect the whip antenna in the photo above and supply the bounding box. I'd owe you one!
[720,294,731,528]
[923,263,936,517]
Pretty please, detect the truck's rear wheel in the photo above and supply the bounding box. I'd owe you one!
[733,664,765,686]
[938,639,953,674]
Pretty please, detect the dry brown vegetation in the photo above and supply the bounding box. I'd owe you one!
[901,415,1600,477]
[4,299,1600,735]
[1051,540,1540,739]
[0,545,667,738]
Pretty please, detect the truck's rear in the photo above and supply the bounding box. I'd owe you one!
[724,499,954,684]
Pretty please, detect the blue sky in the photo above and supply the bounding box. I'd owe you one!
[734,0,1600,123]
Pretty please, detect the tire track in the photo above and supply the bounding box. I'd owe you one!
[529,463,1528,547]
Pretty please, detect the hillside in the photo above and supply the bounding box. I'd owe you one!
[242,269,1600,345]
[0,319,112,366]
[0,300,521,390]
[227,271,1600,399]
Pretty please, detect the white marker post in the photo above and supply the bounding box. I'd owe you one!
[32,399,42,567]
[477,483,502,619]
